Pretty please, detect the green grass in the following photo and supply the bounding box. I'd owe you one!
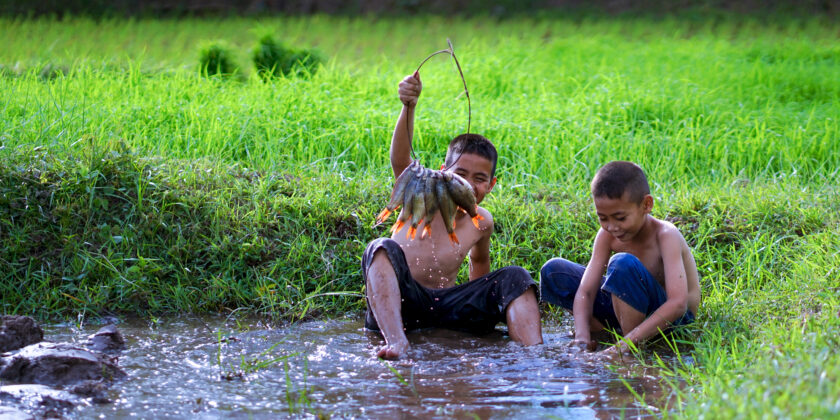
[1,13,839,419]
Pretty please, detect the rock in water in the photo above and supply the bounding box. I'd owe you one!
[0,343,126,387]
[0,384,83,418]
[84,325,126,353]
[0,316,44,353]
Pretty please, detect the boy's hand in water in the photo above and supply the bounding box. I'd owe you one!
[376,339,409,360]
[399,72,422,106]
[568,338,597,353]
[597,342,632,364]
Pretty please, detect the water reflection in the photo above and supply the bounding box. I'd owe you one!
[38,316,670,419]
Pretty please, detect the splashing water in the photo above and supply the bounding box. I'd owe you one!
[33,316,674,419]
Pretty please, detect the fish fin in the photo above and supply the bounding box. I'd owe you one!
[391,220,405,233]
[421,225,431,239]
[471,208,484,228]
[375,208,392,224]
[407,226,417,240]
[448,233,460,245]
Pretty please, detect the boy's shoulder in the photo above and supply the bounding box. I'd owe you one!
[651,216,683,235]
[649,216,690,249]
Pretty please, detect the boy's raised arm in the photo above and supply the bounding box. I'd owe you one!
[573,229,611,350]
[618,229,689,347]
[390,72,421,178]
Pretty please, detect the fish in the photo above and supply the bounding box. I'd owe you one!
[376,160,482,244]
[390,168,420,235]
[376,160,419,225]
[435,172,460,245]
[420,172,440,239]
[406,167,428,240]
[446,172,484,228]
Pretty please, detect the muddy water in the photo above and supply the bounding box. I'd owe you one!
[41,316,671,419]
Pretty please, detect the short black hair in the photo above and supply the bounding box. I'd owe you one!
[591,161,650,203]
[444,133,498,177]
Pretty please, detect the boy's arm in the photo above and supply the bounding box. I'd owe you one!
[390,72,421,178]
[573,229,612,349]
[468,209,493,280]
[619,229,689,347]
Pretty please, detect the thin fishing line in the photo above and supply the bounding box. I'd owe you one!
[442,38,471,171]
[405,39,472,168]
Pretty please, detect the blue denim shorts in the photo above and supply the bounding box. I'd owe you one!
[540,253,694,332]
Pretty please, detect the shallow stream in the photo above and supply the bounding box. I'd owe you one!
[37,316,672,419]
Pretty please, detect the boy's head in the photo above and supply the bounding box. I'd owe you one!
[590,161,653,241]
[444,134,498,177]
[591,161,650,204]
[443,133,498,205]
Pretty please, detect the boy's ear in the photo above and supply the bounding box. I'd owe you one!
[642,194,654,213]
[488,176,497,192]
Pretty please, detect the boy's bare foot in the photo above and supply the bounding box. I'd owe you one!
[376,339,409,360]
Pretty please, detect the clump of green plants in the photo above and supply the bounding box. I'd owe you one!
[251,33,322,81]
[0,62,69,80]
[38,63,68,80]
[198,40,240,78]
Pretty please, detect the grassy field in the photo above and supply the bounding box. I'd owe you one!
[1,13,839,418]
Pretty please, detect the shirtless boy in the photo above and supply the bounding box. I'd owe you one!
[540,161,700,355]
[363,72,543,359]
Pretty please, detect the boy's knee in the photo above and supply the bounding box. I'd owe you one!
[540,258,575,280]
[496,266,537,299]
[608,253,643,274]
[362,238,402,285]
[539,258,581,292]
[370,249,391,269]
[501,265,532,283]
[363,238,399,266]
[364,237,398,256]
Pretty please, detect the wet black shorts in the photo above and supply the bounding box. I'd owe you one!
[362,238,537,335]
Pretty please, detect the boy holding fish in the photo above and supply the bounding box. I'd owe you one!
[363,72,543,359]
[540,161,701,357]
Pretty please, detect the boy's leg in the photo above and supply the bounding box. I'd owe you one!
[610,295,646,335]
[505,286,543,345]
[363,238,436,359]
[434,265,542,344]
[540,258,611,332]
[365,249,409,359]
[602,253,657,335]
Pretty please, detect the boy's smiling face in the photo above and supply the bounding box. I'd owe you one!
[593,192,653,242]
[444,152,497,205]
